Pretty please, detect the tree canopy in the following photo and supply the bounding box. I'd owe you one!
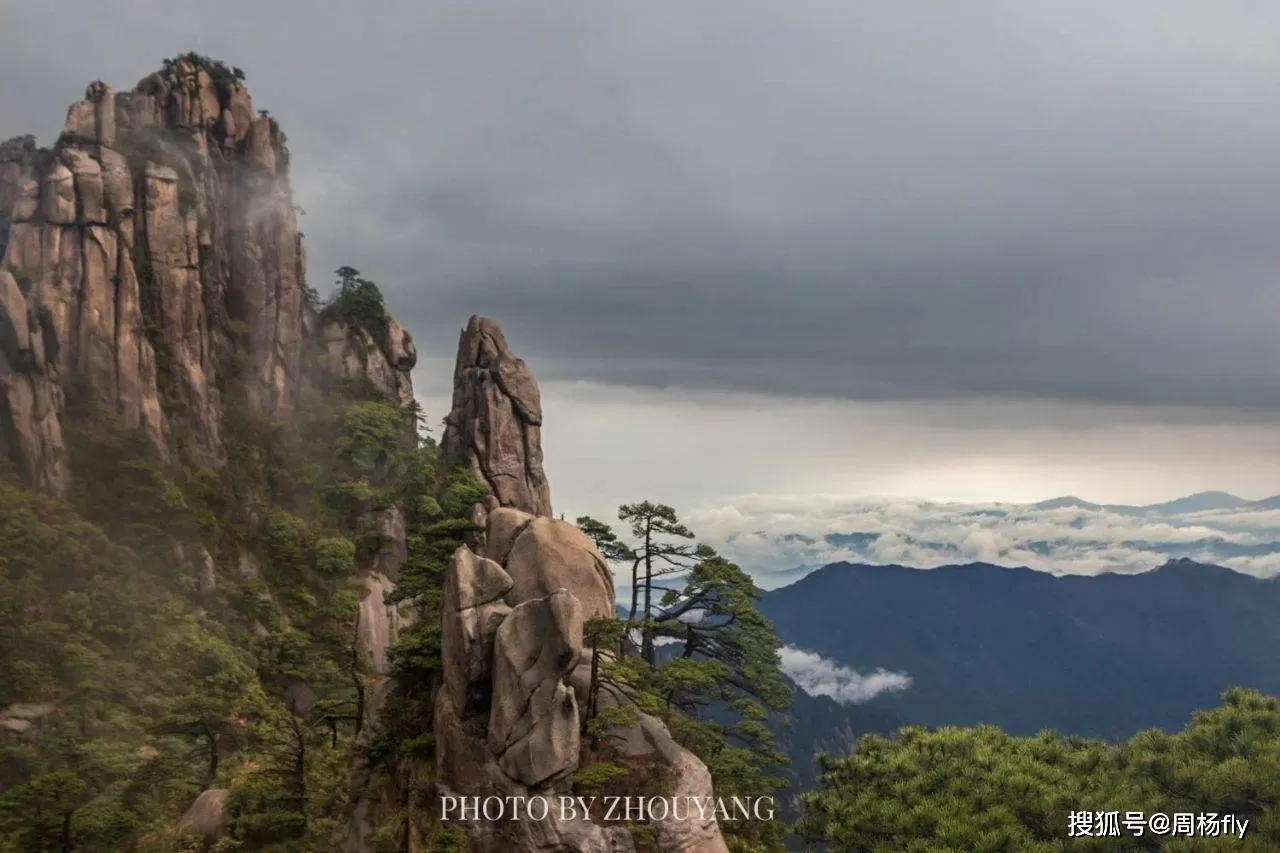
[796,688,1280,851]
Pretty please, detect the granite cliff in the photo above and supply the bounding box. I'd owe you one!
[0,55,414,495]
[0,56,422,849]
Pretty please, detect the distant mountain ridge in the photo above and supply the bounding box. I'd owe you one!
[728,490,1280,589]
[1031,490,1269,515]
[760,558,1280,739]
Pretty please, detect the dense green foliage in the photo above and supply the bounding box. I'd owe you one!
[0,481,206,852]
[797,688,1280,851]
[0,275,476,852]
[320,267,391,352]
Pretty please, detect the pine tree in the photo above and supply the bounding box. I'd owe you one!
[572,507,793,853]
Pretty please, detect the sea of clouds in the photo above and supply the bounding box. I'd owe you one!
[685,492,1280,589]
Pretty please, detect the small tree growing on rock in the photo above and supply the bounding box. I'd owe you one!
[578,502,703,664]
[582,616,627,738]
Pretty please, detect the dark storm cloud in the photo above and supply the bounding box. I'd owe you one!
[4,1,1280,414]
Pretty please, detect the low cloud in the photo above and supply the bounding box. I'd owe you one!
[687,493,1280,586]
[779,646,912,705]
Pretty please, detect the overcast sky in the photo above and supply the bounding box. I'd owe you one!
[5,2,1280,566]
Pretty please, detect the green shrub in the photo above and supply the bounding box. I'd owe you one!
[265,510,310,574]
[315,536,356,577]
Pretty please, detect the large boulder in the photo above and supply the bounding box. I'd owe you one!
[504,516,616,619]
[0,702,56,738]
[488,590,583,787]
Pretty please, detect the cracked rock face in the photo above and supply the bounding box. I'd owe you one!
[435,515,732,853]
[504,515,617,620]
[441,547,513,714]
[441,315,552,517]
[0,60,415,494]
[488,590,583,787]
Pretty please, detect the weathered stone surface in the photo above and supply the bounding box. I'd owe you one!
[78,225,119,391]
[0,133,168,489]
[60,148,106,224]
[496,678,579,787]
[441,316,552,517]
[42,162,75,224]
[489,591,583,786]
[97,147,133,233]
[385,314,416,371]
[197,547,216,597]
[0,269,66,493]
[63,101,97,142]
[235,552,260,582]
[11,178,38,223]
[447,546,514,611]
[62,82,116,147]
[177,788,229,846]
[319,319,417,412]
[441,548,513,712]
[0,268,33,361]
[0,60,420,494]
[355,571,408,677]
[505,516,616,619]
[433,693,494,796]
[427,320,735,851]
[143,161,221,464]
[455,768,638,853]
[653,749,731,853]
[486,506,534,566]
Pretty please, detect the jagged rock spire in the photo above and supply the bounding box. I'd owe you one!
[441,316,553,517]
[432,317,729,853]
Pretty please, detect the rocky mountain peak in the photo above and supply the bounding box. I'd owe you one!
[441,315,553,518]
[428,318,730,853]
[0,55,413,494]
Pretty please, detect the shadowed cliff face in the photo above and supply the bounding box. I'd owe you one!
[0,56,415,494]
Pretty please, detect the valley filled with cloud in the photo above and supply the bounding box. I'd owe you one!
[688,492,1280,588]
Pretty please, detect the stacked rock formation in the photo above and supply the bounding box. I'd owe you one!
[0,57,414,494]
[437,317,729,853]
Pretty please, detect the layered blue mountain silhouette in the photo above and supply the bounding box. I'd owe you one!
[760,557,1280,740]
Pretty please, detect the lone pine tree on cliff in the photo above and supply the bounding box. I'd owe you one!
[577,504,793,853]
[579,500,703,663]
